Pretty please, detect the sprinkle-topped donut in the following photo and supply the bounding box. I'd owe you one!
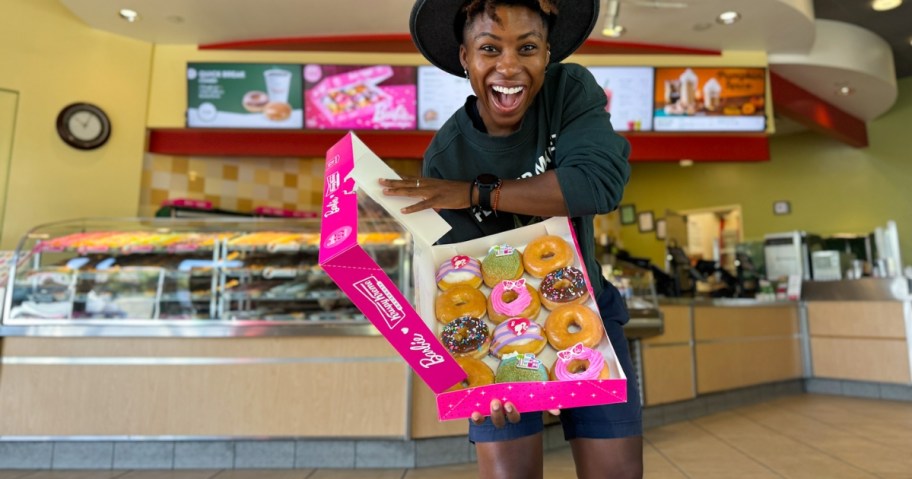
[436,255,482,290]
[551,342,611,381]
[481,244,524,288]
[539,266,589,310]
[439,316,490,359]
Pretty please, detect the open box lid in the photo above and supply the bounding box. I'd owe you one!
[319,132,465,394]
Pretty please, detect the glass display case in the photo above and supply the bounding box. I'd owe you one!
[1,217,410,336]
[603,257,664,339]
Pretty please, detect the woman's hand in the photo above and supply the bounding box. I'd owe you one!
[379,177,471,214]
[468,400,562,427]
[470,399,521,427]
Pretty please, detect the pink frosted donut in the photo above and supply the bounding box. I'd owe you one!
[490,317,547,358]
[550,342,611,381]
[487,278,541,324]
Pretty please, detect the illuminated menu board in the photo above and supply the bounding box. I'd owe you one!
[303,64,417,130]
[417,66,476,130]
[653,67,767,132]
[588,67,654,132]
[187,63,303,129]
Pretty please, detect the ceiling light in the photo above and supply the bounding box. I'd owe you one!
[871,0,902,11]
[118,8,139,22]
[837,85,855,96]
[602,25,627,38]
[679,159,694,167]
[717,11,741,25]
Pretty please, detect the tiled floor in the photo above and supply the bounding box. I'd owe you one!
[4,394,912,478]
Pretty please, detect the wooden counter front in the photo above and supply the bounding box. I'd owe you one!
[0,336,410,438]
[641,304,695,406]
[693,304,802,395]
[807,301,912,384]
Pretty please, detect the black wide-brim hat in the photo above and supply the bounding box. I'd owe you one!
[410,0,600,77]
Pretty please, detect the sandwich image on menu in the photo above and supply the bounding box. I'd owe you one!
[187,63,303,129]
[304,64,417,130]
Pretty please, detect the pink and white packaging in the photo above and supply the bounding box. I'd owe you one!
[319,132,627,421]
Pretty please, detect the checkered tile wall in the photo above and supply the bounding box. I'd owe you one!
[139,154,422,217]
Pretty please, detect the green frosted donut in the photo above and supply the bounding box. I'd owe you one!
[481,244,524,288]
[495,353,549,383]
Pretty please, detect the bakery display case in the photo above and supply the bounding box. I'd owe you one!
[604,258,664,339]
[1,217,410,336]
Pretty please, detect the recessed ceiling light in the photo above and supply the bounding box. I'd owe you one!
[602,25,626,38]
[837,85,855,96]
[118,8,139,22]
[871,0,902,11]
[679,159,694,167]
[717,11,741,25]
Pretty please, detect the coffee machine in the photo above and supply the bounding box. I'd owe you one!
[763,231,822,281]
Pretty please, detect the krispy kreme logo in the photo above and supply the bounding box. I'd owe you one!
[352,276,405,329]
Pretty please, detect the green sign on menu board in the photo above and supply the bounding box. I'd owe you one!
[187,63,303,129]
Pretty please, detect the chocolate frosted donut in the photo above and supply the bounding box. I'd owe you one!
[539,266,589,310]
[440,316,490,359]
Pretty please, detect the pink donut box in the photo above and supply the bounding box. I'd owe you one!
[319,133,628,421]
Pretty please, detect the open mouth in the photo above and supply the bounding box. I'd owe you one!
[490,85,526,113]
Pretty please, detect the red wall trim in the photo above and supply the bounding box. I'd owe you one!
[770,71,868,148]
[200,34,719,56]
[148,129,768,162]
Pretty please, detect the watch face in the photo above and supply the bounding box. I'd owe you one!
[56,103,111,150]
[475,173,499,187]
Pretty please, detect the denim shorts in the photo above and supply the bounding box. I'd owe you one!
[468,286,643,443]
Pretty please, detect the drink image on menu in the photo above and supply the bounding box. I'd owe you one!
[654,67,767,132]
[187,63,303,129]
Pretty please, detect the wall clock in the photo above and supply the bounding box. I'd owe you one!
[56,102,111,150]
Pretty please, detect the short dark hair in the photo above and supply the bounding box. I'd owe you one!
[455,0,559,44]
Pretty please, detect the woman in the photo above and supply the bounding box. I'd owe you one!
[381,1,642,477]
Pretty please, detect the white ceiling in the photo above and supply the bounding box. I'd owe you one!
[58,0,901,124]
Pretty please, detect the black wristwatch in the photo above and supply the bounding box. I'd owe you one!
[474,173,502,211]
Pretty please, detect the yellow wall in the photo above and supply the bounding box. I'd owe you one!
[619,76,912,268]
[0,0,152,249]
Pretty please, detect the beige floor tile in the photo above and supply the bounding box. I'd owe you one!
[211,471,314,479]
[307,469,405,479]
[0,472,42,479]
[644,422,775,477]
[404,463,477,479]
[642,441,687,479]
[116,472,221,479]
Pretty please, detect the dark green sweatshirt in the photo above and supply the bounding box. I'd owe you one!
[422,62,631,299]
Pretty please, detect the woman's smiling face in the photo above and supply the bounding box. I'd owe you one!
[460,5,549,136]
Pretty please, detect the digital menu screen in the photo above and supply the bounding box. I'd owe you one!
[417,66,476,130]
[303,64,417,130]
[187,63,303,129]
[587,66,654,132]
[653,67,767,132]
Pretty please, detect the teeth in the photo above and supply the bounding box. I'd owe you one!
[492,85,523,95]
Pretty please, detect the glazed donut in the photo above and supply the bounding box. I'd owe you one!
[495,352,549,383]
[539,266,589,310]
[523,235,574,278]
[440,316,490,359]
[481,244,524,288]
[486,278,541,325]
[264,101,292,121]
[544,304,604,350]
[490,317,547,358]
[436,255,482,291]
[435,284,487,324]
[242,90,269,112]
[550,343,611,381]
[447,357,495,392]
